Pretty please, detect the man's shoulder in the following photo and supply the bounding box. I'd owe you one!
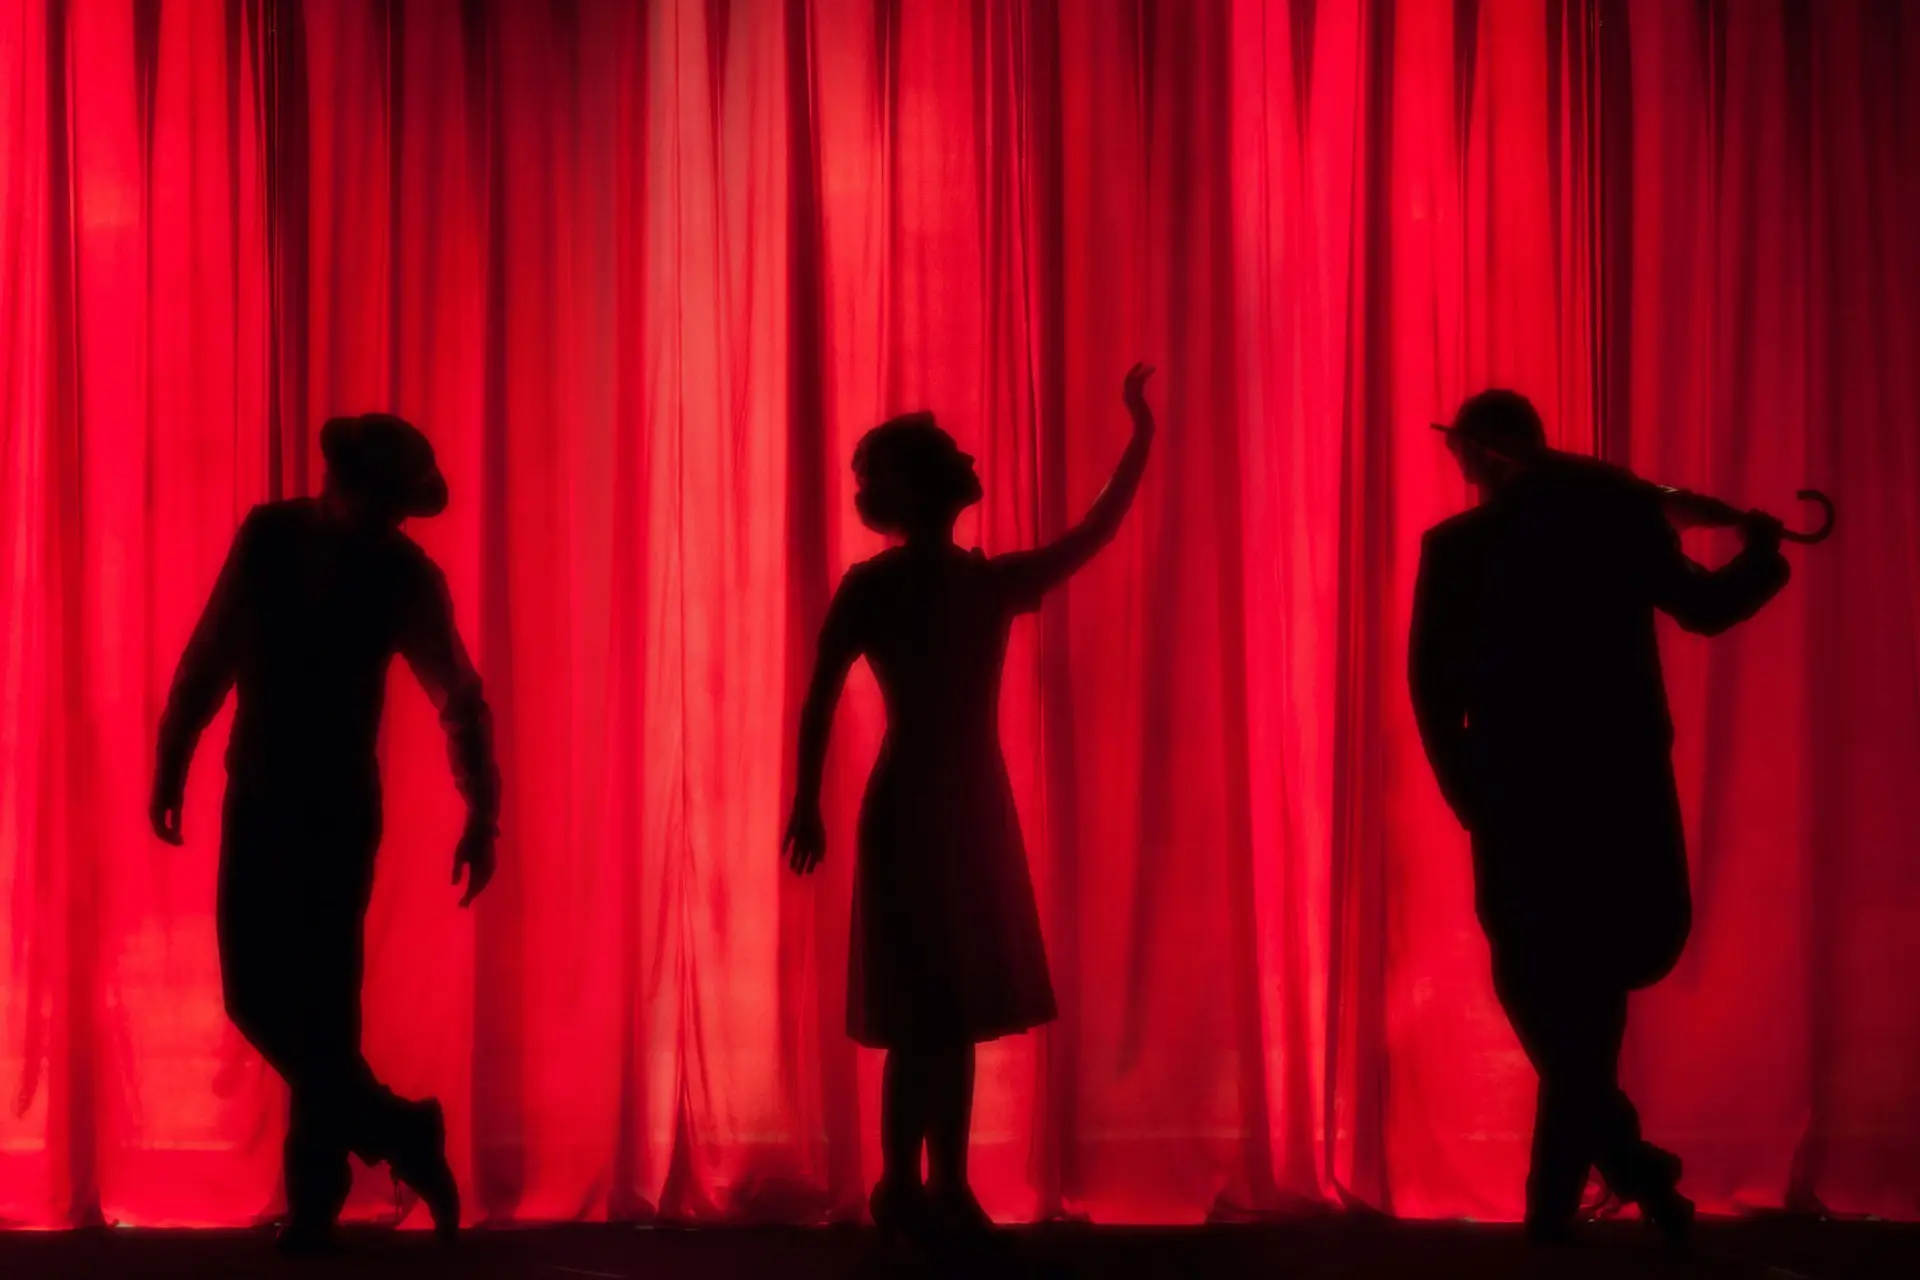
[386,529,445,584]
[244,497,314,525]
[1536,453,1663,518]
[1422,505,1492,552]
[234,498,315,547]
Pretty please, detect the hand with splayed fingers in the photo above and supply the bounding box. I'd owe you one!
[784,800,826,876]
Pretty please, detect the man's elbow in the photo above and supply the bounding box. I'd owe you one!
[798,695,836,741]
[440,679,492,728]
[1679,576,1791,636]
[1672,609,1737,637]
[159,679,224,739]
[1675,597,1772,637]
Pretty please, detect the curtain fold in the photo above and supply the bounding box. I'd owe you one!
[2,0,1916,1228]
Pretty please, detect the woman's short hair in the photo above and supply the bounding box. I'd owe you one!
[852,412,968,534]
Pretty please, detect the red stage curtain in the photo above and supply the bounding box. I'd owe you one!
[3,0,1917,1229]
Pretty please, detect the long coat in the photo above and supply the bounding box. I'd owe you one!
[1409,457,1790,989]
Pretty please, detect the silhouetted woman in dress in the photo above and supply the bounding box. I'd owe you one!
[784,363,1157,1236]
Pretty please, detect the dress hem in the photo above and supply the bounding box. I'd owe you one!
[848,1009,1058,1051]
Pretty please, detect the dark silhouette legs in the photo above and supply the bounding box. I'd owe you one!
[1492,949,1691,1241]
[229,955,461,1250]
[880,1047,931,1193]
[924,1042,976,1198]
[218,820,458,1248]
[280,1057,371,1230]
[232,971,431,1248]
[275,1051,448,1234]
[875,1039,987,1235]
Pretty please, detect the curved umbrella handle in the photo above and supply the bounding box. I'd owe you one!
[1781,489,1835,545]
[1657,484,1835,545]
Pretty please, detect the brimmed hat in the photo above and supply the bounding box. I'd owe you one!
[1430,389,1547,457]
[319,413,448,518]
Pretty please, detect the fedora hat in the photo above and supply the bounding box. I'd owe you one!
[319,414,448,518]
[1430,388,1547,458]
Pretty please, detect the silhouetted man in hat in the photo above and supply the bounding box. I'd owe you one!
[151,413,498,1253]
[1409,390,1791,1246]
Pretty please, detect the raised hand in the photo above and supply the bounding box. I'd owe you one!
[784,800,826,875]
[1123,362,1156,435]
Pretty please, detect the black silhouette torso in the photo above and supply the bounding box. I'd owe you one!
[1411,458,1789,980]
[831,545,1056,1048]
[172,499,493,809]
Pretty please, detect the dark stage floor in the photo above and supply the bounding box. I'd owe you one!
[4,1218,1916,1280]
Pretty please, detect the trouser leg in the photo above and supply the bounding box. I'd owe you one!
[1584,992,1682,1204]
[219,828,411,1224]
[1494,955,1620,1224]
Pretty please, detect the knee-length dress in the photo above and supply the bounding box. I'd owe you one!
[832,546,1057,1048]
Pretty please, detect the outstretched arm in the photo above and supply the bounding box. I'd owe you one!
[152,512,257,844]
[1646,508,1792,636]
[994,363,1157,611]
[400,563,502,906]
[1408,535,1477,832]
[784,575,863,875]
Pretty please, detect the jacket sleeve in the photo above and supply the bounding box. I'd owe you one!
[399,562,502,835]
[1643,501,1792,636]
[1408,531,1478,830]
[155,510,257,800]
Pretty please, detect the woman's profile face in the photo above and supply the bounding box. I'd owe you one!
[912,440,981,519]
[858,423,982,533]
[950,448,984,507]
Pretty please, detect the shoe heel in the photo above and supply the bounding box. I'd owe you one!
[869,1180,926,1247]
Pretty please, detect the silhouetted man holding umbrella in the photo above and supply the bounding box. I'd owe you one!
[1409,391,1793,1246]
[151,413,498,1254]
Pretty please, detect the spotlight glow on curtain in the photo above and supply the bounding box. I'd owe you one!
[2,0,1917,1229]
